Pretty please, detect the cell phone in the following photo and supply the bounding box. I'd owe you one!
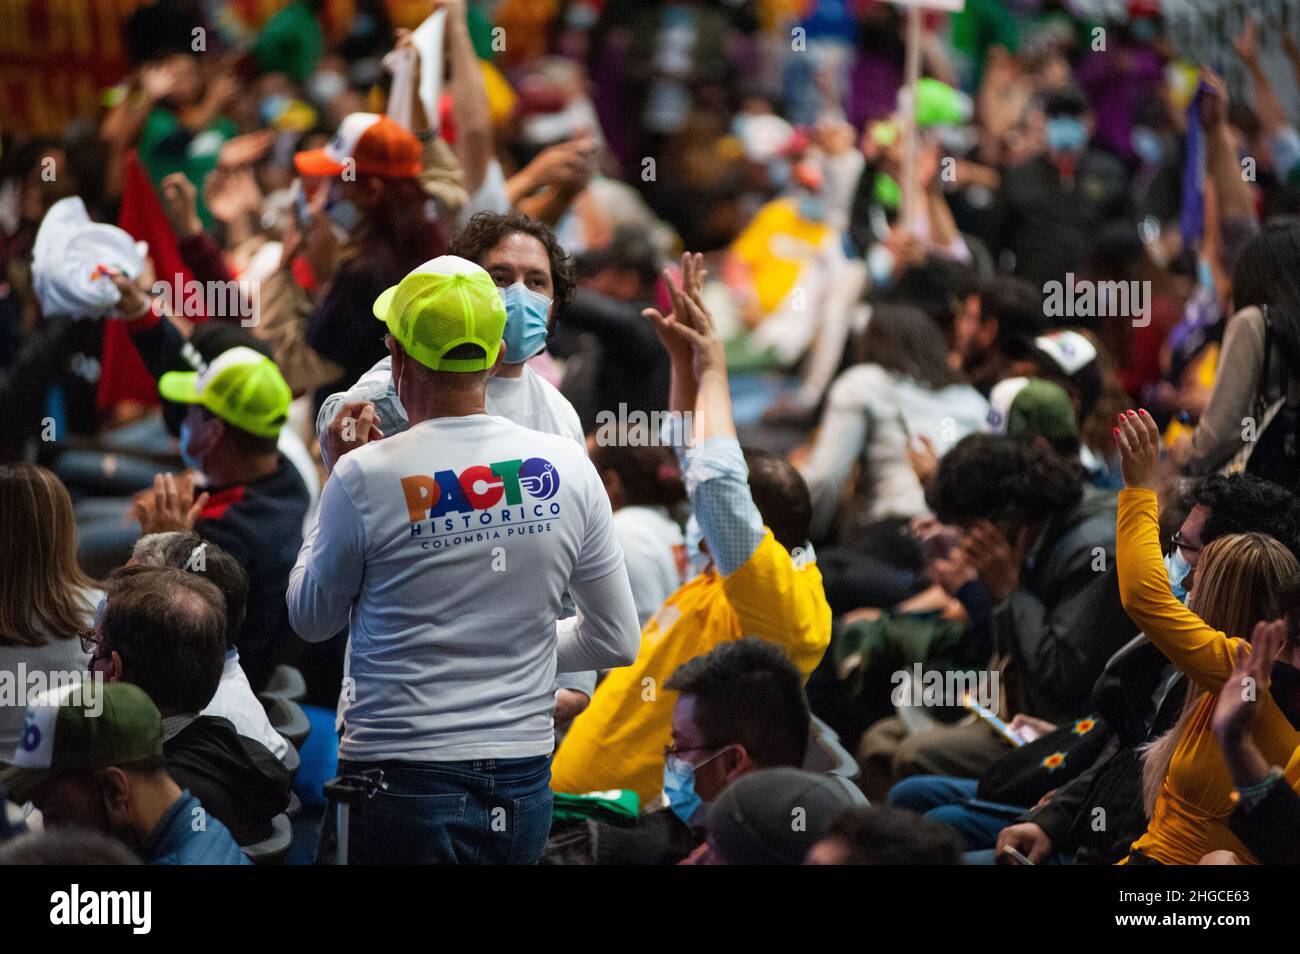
[292,183,310,229]
[1002,845,1035,866]
[962,693,1027,748]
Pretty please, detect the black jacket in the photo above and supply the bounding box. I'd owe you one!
[985,150,1133,289]
[553,289,671,432]
[996,487,1139,722]
[1023,636,1185,864]
[164,714,290,846]
[1230,779,1300,865]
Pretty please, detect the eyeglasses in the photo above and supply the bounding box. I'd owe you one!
[663,742,722,760]
[1171,530,1201,558]
[78,628,101,656]
[662,742,734,766]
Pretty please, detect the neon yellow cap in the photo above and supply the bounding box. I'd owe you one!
[373,256,506,372]
[158,346,291,439]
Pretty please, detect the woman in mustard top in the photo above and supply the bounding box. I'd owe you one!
[1114,409,1300,864]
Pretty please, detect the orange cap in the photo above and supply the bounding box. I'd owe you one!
[294,113,422,179]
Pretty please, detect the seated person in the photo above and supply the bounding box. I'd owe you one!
[857,434,1136,796]
[1212,613,1300,866]
[1,683,248,865]
[129,532,290,763]
[551,253,832,804]
[993,473,1300,864]
[806,805,963,865]
[1111,409,1300,864]
[89,564,290,845]
[696,768,857,865]
[546,638,812,865]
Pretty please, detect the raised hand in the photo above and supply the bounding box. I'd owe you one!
[649,252,725,381]
[160,172,202,239]
[643,252,707,371]
[133,472,210,534]
[1212,619,1285,748]
[1114,408,1160,491]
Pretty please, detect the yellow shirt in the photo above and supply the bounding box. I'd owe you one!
[550,530,831,805]
[728,199,832,315]
[1116,488,1300,865]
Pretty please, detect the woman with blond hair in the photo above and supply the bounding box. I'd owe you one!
[1115,409,1300,864]
[0,463,102,763]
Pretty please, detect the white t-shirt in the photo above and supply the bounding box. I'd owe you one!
[486,366,586,446]
[316,357,585,471]
[613,505,689,627]
[201,649,291,762]
[289,414,629,763]
[800,364,989,533]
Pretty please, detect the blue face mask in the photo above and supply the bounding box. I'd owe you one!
[663,752,717,826]
[1165,547,1192,604]
[1045,116,1088,154]
[500,283,552,363]
[867,243,895,290]
[324,180,361,234]
[1131,127,1163,167]
[178,420,204,472]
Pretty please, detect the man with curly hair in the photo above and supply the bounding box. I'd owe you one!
[317,211,582,471]
[857,434,1138,794]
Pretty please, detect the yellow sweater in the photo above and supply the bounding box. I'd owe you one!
[1116,488,1300,865]
[550,530,831,805]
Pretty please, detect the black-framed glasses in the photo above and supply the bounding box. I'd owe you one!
[663,742,721,760]
[1171,530,1201,557]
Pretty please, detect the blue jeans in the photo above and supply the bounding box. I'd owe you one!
[888,775,1027,851]
[336,756,553,864]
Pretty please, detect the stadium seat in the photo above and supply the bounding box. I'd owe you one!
[259,664,308,702]
[241,812,293,865]
[262,697,311,749]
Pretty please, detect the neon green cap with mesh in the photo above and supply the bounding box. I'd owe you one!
[158,346,292,439]
[373,255,506,372]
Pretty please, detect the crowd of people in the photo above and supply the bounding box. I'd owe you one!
[2,0,1300,867]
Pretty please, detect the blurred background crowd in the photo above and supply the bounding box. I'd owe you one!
[3,0,1300,867]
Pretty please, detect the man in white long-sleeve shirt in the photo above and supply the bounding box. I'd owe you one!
[287,255,640,864]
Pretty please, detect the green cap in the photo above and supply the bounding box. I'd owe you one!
[158,346,291,439]
[373,255,506,372]
[2,682,163,803]
[987,377,1079,442]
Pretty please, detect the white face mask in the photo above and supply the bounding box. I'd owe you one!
[392,352,406,415]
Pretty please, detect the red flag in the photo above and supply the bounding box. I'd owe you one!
[97,151,199,411]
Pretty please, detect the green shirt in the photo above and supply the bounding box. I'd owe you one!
[138,108,237,228]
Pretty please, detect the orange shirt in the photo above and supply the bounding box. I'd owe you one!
[1116,488,1300,865]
